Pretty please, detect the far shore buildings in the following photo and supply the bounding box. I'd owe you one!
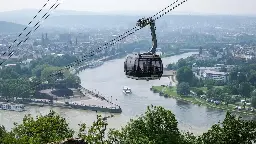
[192,63,235,83]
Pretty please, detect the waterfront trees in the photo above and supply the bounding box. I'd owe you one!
[196,112,256,144]
[0,110,74,144]
[0,55,81,100]
[1,106,256,143]
[251,91,256,108]
[238,82,254,101]
[177,82,190,96]
[108,105,183,144]
[176,66,193,84]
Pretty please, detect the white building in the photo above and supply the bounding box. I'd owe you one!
[192,65,222,73]
[202,70,229,82]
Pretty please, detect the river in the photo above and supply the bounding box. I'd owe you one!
[0,52,231,135]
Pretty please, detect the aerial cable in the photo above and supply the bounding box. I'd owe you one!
[1,0,62,64]
[0,0,63,66]
[1,0,51,57]
[17,0,189,97]
[64,0,180,70]
[65,0,184,69]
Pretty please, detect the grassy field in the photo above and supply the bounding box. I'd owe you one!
[152,86,256,116]
[191,86,224,93]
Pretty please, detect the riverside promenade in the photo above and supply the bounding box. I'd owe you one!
[54,86,122,113]
[28,86,122,114]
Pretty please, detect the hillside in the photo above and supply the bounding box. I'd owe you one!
[0,21,25,33]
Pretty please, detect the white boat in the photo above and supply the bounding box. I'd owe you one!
[123,86,132,94]
[89,60,104,68]
[0,102,25,112]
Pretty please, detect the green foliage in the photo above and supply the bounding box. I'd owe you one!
[238,82,254,100]
[109,105,183,144]
[0,78,31,99]
[177,58,188,69]
[251,91,256,108]
[32,64,49,77]
[0,54,81,100]
[206,87,223,101]
[166,63,176,70]
[177,82,190,96]
[192,88,204,96]
[78,115,108,143]
[1,107,256,143]
[176,66,193,84]
[40,66,62,82]
[196,112,256,144]
[11,110,74,144]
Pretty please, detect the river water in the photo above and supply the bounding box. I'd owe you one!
[0,52,230,135]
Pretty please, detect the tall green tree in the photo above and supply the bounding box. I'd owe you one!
[177,58,187,69]
[78,115,108,143]
[177,82,190,96]
[108,105,183,144]
[176,66,193,84]
[196,112,256,144]
[11,110,74,144]
[238,82,254,101]
[251,90,256,108]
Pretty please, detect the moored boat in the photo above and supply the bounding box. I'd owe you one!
[0,102,25,112]
[123,86,132,94]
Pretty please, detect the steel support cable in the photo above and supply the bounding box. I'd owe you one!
[64,0,183,70]
[63,0,180,70]
[62,0,180,70]
[0,0,63,66]
[18,0,189,96]
[1,0,51,57]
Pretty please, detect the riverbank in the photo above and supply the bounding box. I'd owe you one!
[7,86,122,114]
[74,52,126,74]
[161,50,198,58]
[151,86,256,116]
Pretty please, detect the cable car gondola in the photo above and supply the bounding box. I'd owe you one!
[124,17,163,81]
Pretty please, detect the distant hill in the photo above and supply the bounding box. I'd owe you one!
[0,21,25,33]
[1,9,256,31]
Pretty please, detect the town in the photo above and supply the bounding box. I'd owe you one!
[0,7,256,143]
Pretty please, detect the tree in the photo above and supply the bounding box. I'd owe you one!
[237,72,247,83]
[176,66,193,84]
[78,115,108,143]
[196,112,256,144]
[223,94,232,106]
[167,63,175,70]
[206,87,225,101]
[108,105,184,144]
[1,106,256,143]
[40,66,62,81]
[193,88,204,96]
[248,70,256,86]
[11,110,74,144]
[177,58,187,69]
[177,82,190,96]
[251,90,256,108]
[238,82,254,101]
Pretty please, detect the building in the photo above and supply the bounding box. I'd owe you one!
[202,70,229,82]
[192,65,222,73]
[21,59,33,68]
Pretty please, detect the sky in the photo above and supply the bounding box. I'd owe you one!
[0,0,256,15]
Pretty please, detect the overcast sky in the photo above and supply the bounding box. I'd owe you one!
[0,0,255,15]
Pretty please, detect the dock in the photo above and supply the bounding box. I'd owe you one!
[66,87,122,113]
[17,86,122,114]
[47,87,122,113]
